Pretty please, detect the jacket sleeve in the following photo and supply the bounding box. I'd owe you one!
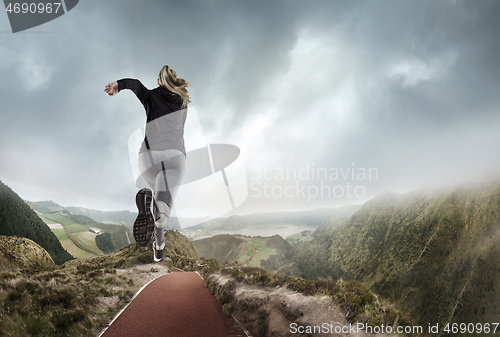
[117,78,150,106]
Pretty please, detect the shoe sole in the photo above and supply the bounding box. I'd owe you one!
[133,188,154,247]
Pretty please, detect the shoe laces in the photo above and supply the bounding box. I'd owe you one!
[154,240,165,251]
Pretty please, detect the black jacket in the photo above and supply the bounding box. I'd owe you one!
[117,78,187,155]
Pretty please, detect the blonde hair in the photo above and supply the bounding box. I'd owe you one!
[158,65,190,108]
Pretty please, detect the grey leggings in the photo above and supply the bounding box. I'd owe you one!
[138,149,185,232]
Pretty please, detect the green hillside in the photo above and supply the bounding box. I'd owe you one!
[291,180,500,331]
[95,225,134,255]
[259,235,294,271]
[193,234,296,272]
[0,181,74,265]
[193,234,246,264]
[28,200,63,214]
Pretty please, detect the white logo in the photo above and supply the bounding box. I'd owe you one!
[128,106,248,228]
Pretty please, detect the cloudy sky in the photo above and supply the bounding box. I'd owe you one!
[1,0,499,218]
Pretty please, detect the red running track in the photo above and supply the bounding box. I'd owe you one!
[100,271,246,337]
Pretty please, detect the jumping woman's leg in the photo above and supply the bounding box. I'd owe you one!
[151,150,186,254]
[137,151,157,190]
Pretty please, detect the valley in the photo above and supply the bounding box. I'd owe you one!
[3,177,500,336]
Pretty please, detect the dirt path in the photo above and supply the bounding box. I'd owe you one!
[244,241,257,266]
[100,271,246,337]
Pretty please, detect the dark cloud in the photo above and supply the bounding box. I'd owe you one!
[1,0,499,215]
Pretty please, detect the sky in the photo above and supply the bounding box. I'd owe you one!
[1,0,500,219]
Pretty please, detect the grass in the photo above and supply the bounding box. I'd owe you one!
[65,223,90,235]
[0,262,133,336]
[234,242,255,265]
[38,216,57,225]
[0,229,201,336]
[42,211,72,226]
[72,231,104,255]
[51,228,69,242]
[0,240,178,336]
[239,237,276,267]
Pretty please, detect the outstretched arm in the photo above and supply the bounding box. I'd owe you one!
[104,81,118,96]
[112,79,150,106]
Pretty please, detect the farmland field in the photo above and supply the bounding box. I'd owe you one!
[50,228,97,259]
[40,212,104,257]
[239,237,276,267]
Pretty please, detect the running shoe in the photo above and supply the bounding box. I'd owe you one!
[153,240,165,262]
[133,188,155,247]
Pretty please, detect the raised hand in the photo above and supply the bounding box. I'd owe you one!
[104,81,118,96]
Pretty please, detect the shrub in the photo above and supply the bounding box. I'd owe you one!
[0,272,16,280]
[256,308,268,337]
[25,316,50,336]
[136,251,153,264]
[51,309,86,331]
[6,290,22,302]
[38,287,76,309]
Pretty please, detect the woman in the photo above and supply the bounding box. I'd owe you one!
[104,65,190,262]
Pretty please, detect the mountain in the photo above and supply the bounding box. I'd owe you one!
[0,181,74,265]
[32,201,207,231]
[193,234,300,275]
[193,234,246,265]
[259,234,294,272]
[190,179,500,331]
[291,180,500,329]
[33,203,137,226]
[311,204,362,236]
[27,200,63,214]
[30,200,211,255]
[189,206,358,231]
